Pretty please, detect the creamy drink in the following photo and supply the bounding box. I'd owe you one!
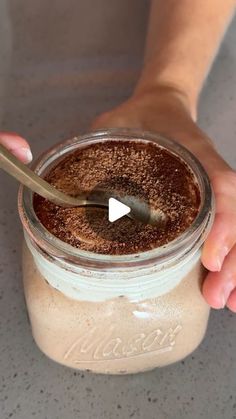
[18,129,214,374]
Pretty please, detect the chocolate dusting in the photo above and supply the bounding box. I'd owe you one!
[34,140,201,255]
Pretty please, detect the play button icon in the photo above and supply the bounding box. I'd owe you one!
[108,197,131,222]
[84,175,150,242]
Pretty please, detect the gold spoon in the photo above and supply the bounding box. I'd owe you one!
[0,144,166,225]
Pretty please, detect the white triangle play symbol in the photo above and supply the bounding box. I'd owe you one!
[108,197,131,222]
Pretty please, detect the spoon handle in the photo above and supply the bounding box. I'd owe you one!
[0,144,84,207]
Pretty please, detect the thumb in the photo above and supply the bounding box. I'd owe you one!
[0,132,33,164]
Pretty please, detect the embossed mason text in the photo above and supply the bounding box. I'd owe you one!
[64,324,182,362]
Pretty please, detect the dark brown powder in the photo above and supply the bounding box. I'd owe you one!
[34,140,200,255]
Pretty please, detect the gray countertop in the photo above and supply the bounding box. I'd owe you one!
[0,1,235,418]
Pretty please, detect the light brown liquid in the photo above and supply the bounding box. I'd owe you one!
[22,242,210,374]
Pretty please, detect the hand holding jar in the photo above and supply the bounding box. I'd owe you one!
[91,86,236,313]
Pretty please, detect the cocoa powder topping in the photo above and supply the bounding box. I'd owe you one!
[34,140,200,255]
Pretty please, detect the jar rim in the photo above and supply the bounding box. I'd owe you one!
[18,128,215,269]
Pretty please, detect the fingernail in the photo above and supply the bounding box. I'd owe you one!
[221,294,226,309]
[222,281,235,308]
[215,245,229,271]
[23,148,33,163]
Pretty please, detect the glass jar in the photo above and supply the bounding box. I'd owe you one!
[18,129,214,375]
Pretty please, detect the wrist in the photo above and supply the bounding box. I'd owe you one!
[133,80,198,121]
[128,84,227,174]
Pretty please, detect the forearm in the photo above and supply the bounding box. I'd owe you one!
[135,0,236,118]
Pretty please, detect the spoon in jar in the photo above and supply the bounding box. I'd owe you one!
[0,144,166,225]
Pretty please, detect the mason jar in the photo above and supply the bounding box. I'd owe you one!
[18,129,214,375]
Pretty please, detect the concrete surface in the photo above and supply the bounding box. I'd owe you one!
[0,1,235,418]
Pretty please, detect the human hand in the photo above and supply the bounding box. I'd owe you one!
[0,132,32,164]
[91,85,236,312]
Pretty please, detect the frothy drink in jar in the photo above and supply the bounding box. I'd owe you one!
[18,130,214,374]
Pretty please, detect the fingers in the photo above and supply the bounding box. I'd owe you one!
[202,211,236,271]
[202,244,236,309]
[202,172,236,312]
[0,132,32,164]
